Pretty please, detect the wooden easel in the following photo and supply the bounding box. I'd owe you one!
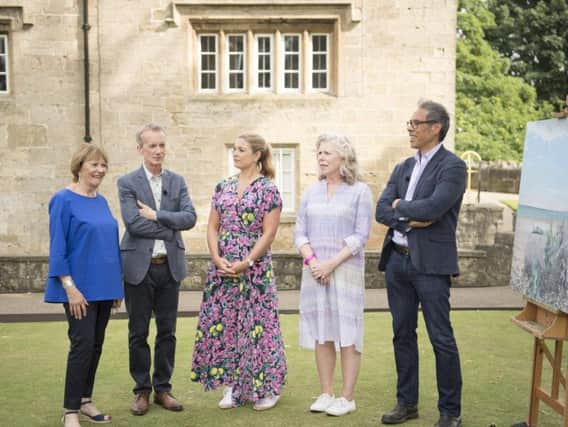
[512,300,568,426]
[511,95,568,427]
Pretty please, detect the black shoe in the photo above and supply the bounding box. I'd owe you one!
[434,415,462,427]
[381,403,419,424]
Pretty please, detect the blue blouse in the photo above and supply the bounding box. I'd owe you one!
[44,189,124,303]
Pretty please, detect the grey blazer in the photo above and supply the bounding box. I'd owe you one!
[117,166,197,285]
[376,145,466,276]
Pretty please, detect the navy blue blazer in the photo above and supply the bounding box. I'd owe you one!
[376,145,466,276]
[117,167,197,285]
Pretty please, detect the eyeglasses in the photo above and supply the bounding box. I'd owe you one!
[406,120,437,129]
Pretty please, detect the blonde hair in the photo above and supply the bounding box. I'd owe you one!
[237,132,275,179]
[70,143,109,183]
[316,133,361,185]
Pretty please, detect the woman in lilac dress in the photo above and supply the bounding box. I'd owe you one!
[191,133,287,411]
[295,133,372,417]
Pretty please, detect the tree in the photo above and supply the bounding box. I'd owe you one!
[455,0,551,161]
[486,0,568,106]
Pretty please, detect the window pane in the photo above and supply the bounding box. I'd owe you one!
[229,73,243,89]
[0,75,6,91]
[282,152,293,169]
[312,73,320,89]
[229,54,244,71]
[229,36,243,52]
[313,35,327,52]
[282,193,292,210]
[202,73,215,89]
[313,54,325,70]
[285,36,299,51]
[260,55,269,69]
[259,72,271,88]
[285,55,299,70]
[202,55,215,71]
[0,56,5,73]
[201,36,215,52]
[283,171,293,190]
[285,73,299,89]
[259,37,270,53]
[0,38,5,54]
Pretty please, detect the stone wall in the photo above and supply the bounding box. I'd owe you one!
[466,162,521,194]
[0,0,458,257]
[0,204,514,292]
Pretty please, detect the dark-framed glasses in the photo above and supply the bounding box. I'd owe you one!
[406,119,437,129]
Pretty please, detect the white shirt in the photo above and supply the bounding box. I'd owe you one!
[392,143,443,247]
[142,164,167,258]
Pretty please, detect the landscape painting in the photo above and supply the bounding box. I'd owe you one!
[510,119,568,312]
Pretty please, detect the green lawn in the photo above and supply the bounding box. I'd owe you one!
[0,311,564,426]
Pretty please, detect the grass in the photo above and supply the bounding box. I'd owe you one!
[0,311,565,426]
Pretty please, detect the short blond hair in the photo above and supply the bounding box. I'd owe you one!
[70,143,109,183]
[316,133,361,185]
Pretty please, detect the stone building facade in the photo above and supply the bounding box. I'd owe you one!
[0,1,459,289]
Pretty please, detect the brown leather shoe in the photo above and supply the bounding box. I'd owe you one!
[130,392,150,416]
[154,391,184,412]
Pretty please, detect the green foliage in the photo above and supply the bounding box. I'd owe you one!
[455,0,553,161]
[486,0,568,106]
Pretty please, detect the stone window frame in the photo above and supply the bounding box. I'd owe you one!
[198,33,219,92]
[280,33,302,93]
[226,143,298,213]
[0,34,9,94]
[310,33,329,91]
[225,33,246,92]
[192,22,336,96]
[253,33,274,93]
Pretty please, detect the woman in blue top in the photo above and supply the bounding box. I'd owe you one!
[45,143,123,427]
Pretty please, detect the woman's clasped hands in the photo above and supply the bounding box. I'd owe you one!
[308,258,337,286]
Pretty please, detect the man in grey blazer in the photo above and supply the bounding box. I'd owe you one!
[376,101,466,427]
[118,123,197,416]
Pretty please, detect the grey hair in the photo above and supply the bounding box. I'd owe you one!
[136,123,166,147]
[316,133,361,185]
[417,100,450,142]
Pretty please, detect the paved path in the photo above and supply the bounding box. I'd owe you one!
[0,286,525,322]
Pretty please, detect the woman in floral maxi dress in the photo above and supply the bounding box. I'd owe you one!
[191,133,287,411]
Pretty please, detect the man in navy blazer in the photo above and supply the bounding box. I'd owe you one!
[376,101,466,427]
[118,123,196,416]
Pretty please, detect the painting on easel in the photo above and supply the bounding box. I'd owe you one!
[510,118,568,312]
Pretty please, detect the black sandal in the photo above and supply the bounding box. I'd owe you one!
[80,400,111,424]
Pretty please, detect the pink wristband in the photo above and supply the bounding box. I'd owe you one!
[304,253,317,266]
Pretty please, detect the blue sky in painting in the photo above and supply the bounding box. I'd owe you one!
[518,119,568,212]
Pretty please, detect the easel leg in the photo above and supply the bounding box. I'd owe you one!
[564,342,568,427]
[529,337,544,426]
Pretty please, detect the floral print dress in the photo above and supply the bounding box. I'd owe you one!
[191,175,287,405]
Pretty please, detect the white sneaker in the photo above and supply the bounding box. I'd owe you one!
[325,397,356,416]
[253,395,280,411]
[310,393,335,412]
[218,386,233,409]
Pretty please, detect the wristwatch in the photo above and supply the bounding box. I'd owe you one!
[247,258,254,268]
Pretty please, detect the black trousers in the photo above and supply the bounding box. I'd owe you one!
[125,263,180,394]
[63,300,113,410]
[385,250,462,417]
